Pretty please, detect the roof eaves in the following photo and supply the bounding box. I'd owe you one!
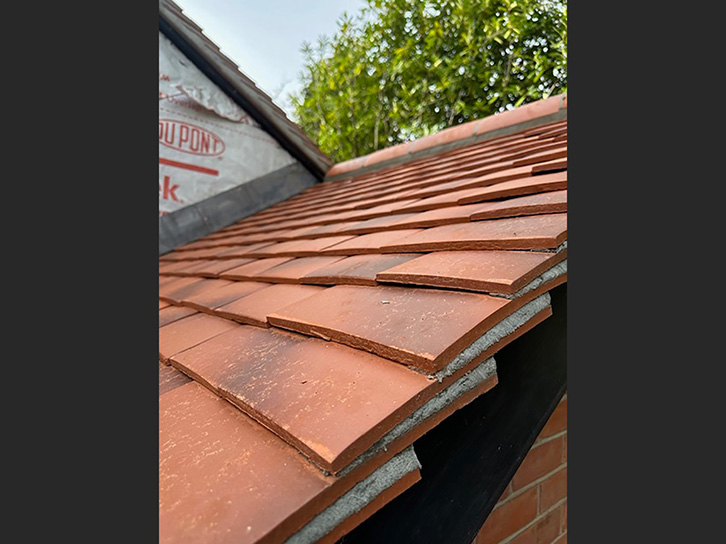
[326,94,567,181]
[158,0,333,180]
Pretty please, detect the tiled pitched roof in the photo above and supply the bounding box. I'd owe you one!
[160,97,567,543]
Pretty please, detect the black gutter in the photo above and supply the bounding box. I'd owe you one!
[159,16,327,181]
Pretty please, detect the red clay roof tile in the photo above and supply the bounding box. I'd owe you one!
[334,214,419,235]
[469,189,567,221]
[320,230,423,256]
[376,250,566,294]
[532,157,567,174]
[401,165,535,201]
[397,171,566,213]
[160,278,234,304]
[387,203,495,229]
[220,257,294,280]
[511,146,567,168]
[380,214,567,252]
[250,256,347,283]
[215,284,326,327]
[181,281,271,312]
[292,221,367,239]
[159,305,198,328]
[455,171,567,205]
[246,235,356,258]
[160,382,333,544]
[159,313,239,363]
[183,258,256,277]
[170,325,431,472]
[267,284,512,373]
[302,253,422,286]
[216,242,277,259]
[159,259,204,275]
[158,276,207,298]
[159,360,192,396]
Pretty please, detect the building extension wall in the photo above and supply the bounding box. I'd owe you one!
[474,394,567,544]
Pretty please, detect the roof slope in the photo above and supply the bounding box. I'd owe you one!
[159,0,332,179]
[159,97,567,543]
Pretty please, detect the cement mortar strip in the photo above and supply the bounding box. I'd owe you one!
[338,358,498,479]
[491,259,567,300]
[532,240,567,254]
[434,294,551,382]
[324,109,567,182]
[159,162,317,255]
[284,446,421,544]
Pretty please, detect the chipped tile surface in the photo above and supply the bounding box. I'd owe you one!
[158,104,567,543]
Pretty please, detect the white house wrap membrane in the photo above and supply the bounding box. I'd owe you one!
[159,33,295,216]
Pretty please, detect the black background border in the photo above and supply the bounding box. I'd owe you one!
[6,2,718,542]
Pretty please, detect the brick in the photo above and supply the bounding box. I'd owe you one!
[508,504,562,544]
[560,501,567,533]
[540,397,567,439]
[497,482,514,504]
[539,468,567,511]
[512,439,563,491]
[476,487,537,544]
[562,435,567,462]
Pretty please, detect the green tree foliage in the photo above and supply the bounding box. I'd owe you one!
[291,0,567,162]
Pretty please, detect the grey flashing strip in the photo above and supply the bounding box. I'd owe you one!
[284,446,421,544]
[324,108,567,182]
[159,162,316,255]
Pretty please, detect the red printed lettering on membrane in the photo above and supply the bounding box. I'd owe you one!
[158,118,226,156]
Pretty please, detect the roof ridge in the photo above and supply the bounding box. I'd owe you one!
[326,94,567,180]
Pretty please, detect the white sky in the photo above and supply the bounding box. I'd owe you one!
[172,0,366,119]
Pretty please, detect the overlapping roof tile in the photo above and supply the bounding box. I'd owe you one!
[160,97,567,543]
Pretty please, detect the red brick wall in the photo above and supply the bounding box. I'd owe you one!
[474,394,567,544]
